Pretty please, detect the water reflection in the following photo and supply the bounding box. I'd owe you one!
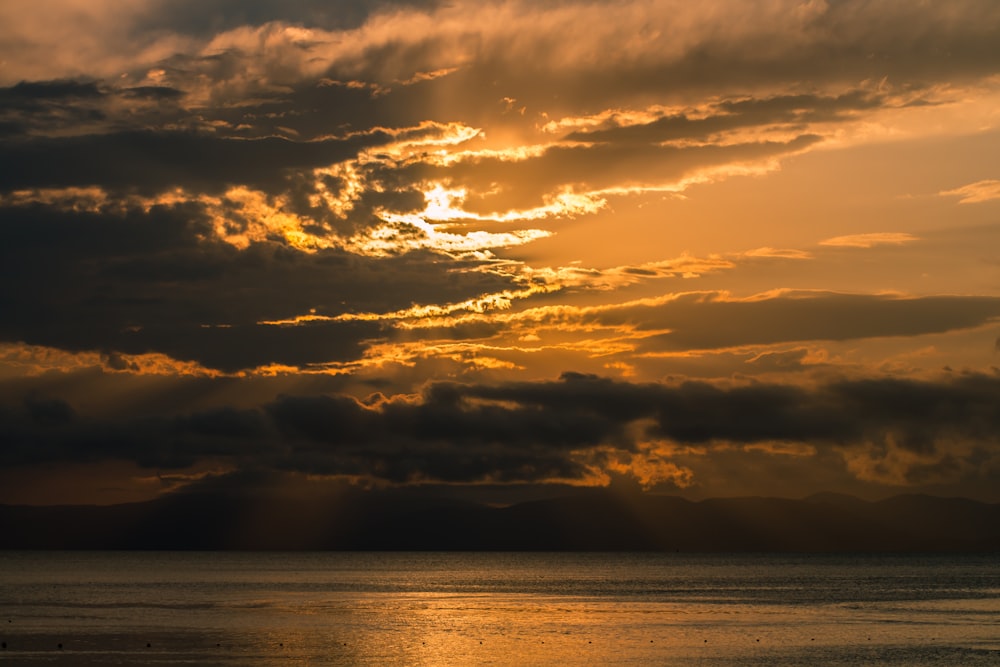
[1,552,997,666]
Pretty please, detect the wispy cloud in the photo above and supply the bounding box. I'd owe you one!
[940,179,1000,204]
[819,232,919,248]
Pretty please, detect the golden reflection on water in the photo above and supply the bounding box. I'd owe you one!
[243,591,850,665]
[320,593,693,666]
[235,590,1000,666]
[3,553,998,666]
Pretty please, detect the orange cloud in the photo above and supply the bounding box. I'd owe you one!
[940,179,1000,204]
[819,232,919,248]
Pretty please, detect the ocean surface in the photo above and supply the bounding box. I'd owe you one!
[0,552,997,666]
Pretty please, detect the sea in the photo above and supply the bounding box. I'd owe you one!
[0,552,997,666]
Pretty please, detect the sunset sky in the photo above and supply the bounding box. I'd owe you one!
[2,0,1000,507]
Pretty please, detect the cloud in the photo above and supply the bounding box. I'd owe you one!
[0,130,395,195]
[561,90,891,146]
[2,371,999,494]
[567,291,1000,351]
[5,1,999,118]
[0,79,188,138]
[136,0,447,37]
[819,233,919,248]
[0,201,525,372]
[167,0,1000,102]
[741,247,813,259]
[423,134,823,214]
[940,179,1000,204]
[2,1,993,280]
[321,287,1000,377]
[2,0,1000,505]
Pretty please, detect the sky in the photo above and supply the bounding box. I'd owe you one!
[1,0,1000,507]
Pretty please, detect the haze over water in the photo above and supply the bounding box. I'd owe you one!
[2,552,997,666]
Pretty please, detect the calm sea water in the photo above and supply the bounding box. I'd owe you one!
[0,552,997,665]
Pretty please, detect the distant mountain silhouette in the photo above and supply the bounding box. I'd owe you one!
[1,490,997,551]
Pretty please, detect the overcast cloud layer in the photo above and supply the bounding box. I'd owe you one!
[2,0,1000,504]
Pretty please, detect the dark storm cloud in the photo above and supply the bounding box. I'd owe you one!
[118,86,186,101]
[266,393,608,483]
[9,1,986,145]
[455,371,1000,455]
[291,0,1000,123]
[0,79,191,139]
[192,78,383,140]
[263,386,625,481]
[0,203,519,371]
[0,405,273,470]
[139,0,447,36]
[120,321,382,374]
[0,80,107,137]
[0,80,103,104]
[586,292,1000,351]
[4,1,1000,124]
[0,386,609,483]
[0,130,394,194]
[22,396,77,427]
[2,371,1000,488]
[189,74,476,144]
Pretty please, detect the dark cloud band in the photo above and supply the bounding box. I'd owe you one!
[2,372,998,489]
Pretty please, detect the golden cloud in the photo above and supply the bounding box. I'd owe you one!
[819,232,919,248]
[940,179,1000,204]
